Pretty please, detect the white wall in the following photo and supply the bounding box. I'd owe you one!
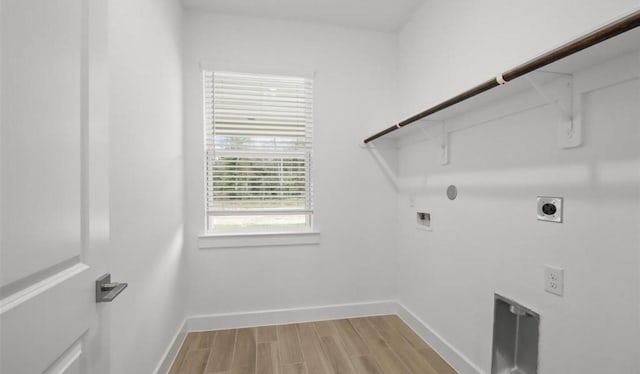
[108,0,185,372]
[104,2,640,372]
[396,1,640,373]
[398,0,639,118]
[183,12,399,316]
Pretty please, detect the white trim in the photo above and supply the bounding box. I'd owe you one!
[186,300,398,332]
[199,60,316,80]
[396,302,485,374]
[154,301,483,374]
[154,301,395,373]
[198,230,321,249]
[0,263,89,314]
[43,340,82,374]
[152,319,187,374]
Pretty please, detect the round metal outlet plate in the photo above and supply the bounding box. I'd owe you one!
[447,185,457,200]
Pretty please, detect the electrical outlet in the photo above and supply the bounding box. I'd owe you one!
[545,265,564,296]
[537,196,563,223]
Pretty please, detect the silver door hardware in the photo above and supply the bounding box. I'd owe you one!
[537,196,563,223]
[96,273,128,303]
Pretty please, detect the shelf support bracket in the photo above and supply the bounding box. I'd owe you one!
[362,142,427,192]
[439,122,449,165]
[526,71,581,149]
[362,142,400,191]
[417,120,449,165]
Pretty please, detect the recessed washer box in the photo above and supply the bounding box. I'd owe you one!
[537,196,563,223]
[491,294,540,374]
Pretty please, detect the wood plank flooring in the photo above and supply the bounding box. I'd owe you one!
[168,315,457,374]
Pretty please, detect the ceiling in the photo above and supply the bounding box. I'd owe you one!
[181,0,425,31]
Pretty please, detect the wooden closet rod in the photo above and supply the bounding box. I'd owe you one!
[363,9,640,144]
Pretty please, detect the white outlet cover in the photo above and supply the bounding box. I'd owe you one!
[545,265,564,296]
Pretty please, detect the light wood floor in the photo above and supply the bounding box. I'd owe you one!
[168,315,457,374]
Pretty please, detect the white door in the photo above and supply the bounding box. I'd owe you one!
[1,0,111,373]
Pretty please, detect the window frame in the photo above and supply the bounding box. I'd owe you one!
[202,69,316,236]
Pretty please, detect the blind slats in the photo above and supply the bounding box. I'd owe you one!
[214,104,311,114]
[204,71,313,222]
[208,209,312,216]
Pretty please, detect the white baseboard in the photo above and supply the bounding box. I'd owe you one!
[153,319,187,374]
[186,300,398,331]
[154,300,397,373]
[154,300,484,374]
[396,302,485,374]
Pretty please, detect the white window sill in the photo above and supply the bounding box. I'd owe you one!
[198,231,321,249]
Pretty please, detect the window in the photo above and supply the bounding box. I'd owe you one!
[204,71,313,233]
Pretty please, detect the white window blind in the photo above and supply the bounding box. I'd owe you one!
[204,71,313,232]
